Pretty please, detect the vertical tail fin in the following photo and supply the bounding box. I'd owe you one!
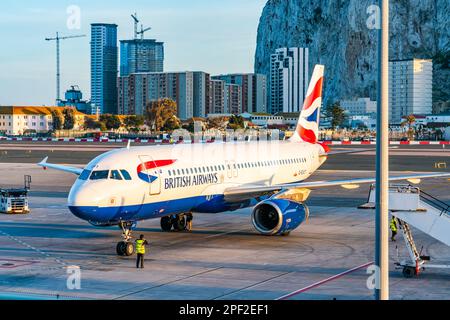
[290,65,325,143]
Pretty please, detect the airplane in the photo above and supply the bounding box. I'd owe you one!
[38,65,450,256]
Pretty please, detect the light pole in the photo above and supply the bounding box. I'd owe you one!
[375,0,390,300]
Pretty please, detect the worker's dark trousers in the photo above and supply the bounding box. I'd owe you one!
[136,254,144,268]
[391,231,397,241]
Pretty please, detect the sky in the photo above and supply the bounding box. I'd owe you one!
[0,0,267,106]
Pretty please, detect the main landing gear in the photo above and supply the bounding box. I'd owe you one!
[160,213,193,232]
[116,221,135,256]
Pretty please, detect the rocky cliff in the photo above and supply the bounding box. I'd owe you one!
[255,0,450,110]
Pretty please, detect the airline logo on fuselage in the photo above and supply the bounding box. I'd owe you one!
[137,159,176,183]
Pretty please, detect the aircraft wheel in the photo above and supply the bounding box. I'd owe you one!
[116,241,126,256]
[124,242,135,256]
[281,231,291,236]
[402,266,415,278]
[173,215,186,231]
[161,216,172,232]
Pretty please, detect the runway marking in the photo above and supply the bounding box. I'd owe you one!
[276,261,374,300]
[0,229,68,267]
[205,227,250,239]
[113,267,224,300]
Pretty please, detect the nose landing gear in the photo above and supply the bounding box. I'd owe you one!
[116,221,135,256]
[160,213,193,232]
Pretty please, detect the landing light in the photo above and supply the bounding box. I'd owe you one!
[407,179,421,185]
[341,184,360,190]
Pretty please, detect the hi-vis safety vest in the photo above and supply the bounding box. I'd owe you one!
[136,240,145,254]
[390,219,398,232]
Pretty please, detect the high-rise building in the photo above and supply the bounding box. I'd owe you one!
[208,80,225,114]
[120,39,164,76]
[269,47,309,114]
[224,84,242,114]
[91,23,118,114]
[212,74,267,113]
[118,72,199,120]
[193,72,210,118]
[389,59,433,123]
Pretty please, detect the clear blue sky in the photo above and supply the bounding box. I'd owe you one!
[0,0,267,106]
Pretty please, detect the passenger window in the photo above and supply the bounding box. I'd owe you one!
[90,170,109,180]
[110,170,123,180]
[120,170,132,180]
[79,169,91,180]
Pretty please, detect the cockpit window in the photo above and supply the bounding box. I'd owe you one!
[79,169,91,180]
[90,170,109,180]
[120,170,132,180]
[110,170,123,180]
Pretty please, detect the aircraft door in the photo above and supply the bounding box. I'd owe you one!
[226,160,238,179]
[138,155,161,195]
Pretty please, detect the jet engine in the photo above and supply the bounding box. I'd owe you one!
[251,199,309,236]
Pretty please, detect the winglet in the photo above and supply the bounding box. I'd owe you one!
[38,156,49,170]
[126,140,131,150]
[38,156,49,165]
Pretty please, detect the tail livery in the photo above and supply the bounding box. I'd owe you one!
[291,65,324,143]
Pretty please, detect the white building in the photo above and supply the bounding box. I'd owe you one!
[341,98,377,115]
[270,47,309,114]
[0,106,87,135]
[389,59,433,124]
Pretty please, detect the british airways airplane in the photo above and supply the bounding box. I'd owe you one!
[38,65,450,256]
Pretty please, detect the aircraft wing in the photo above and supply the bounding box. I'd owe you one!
[37,157,83,176]
[223,172,450,203]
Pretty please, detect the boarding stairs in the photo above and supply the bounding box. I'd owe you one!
[360,184,450,277]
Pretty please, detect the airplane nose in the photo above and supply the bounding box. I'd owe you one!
[68,183,111,223]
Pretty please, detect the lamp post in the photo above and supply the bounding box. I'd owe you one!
[375,0,390,300]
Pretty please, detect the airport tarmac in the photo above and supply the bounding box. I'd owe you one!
[0,143,448,300]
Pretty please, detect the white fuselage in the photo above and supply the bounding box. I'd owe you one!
[68,140,327,225]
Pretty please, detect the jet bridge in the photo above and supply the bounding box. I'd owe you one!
[360,184,450,277]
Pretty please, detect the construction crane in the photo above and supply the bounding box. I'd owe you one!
[131,13,139,39]
[45,32,86,103]
[137,25,152,40]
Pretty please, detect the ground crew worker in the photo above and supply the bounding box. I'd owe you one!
[390,217,398,242]
[185,213,193,232]
[135,234,149,269]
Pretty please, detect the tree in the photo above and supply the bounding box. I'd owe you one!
[325,102,347,129]
[124,115,145,132]
[227,115,245,130]
[401,114,416,140]
[62,108,75,130]
[145,98,179,132]
[163,116,181,131]
[100,114,122,131]
[50,109,63,131]
[207,116,228,130]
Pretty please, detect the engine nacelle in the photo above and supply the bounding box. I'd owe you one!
[251,199,309,235]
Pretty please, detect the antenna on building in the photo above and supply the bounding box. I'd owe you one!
[131,13,139,39]
[45,32,86,104]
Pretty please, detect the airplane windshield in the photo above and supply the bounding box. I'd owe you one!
[79,169,92,181]
[89,170,109,180]
[120,170,132,180]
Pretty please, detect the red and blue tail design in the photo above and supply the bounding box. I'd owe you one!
[291,65,324,144]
